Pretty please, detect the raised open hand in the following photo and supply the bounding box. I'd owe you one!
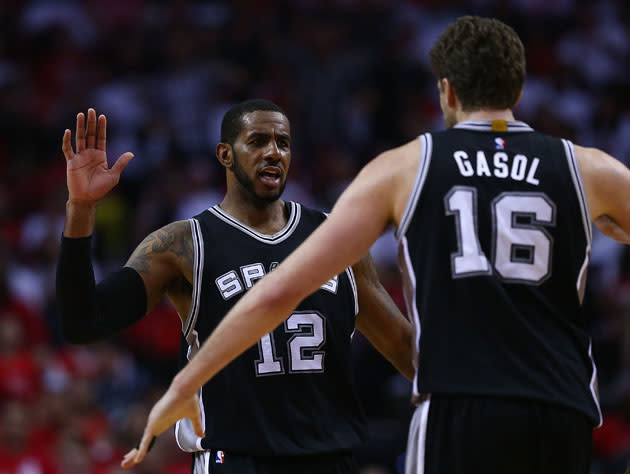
[62,108,134,204]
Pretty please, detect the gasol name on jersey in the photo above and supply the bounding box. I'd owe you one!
[453,150,540,185]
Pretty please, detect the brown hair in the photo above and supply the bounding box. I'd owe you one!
[429,16,525,111]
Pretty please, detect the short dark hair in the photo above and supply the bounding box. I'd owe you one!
[220,99,287,145]
[429,16,525,111]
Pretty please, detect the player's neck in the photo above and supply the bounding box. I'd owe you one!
[219,194,288,235]
[457,108,516,124]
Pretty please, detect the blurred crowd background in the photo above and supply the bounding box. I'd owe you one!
[0,0,629,473]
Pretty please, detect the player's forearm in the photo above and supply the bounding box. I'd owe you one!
[63,200,97,237]
[357,310,415,381]
[56,235,147,343]
[384,331,415,381]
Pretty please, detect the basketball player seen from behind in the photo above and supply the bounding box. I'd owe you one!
[56,100,414,474]
[127,16,630,474]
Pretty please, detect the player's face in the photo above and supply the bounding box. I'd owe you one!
[231,111,291,203]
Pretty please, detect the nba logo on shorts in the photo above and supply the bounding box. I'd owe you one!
[215,450,225,464]
[495,137,505,150]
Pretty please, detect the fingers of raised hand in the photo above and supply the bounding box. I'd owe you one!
[111,152,134,179]
[62,129,74,160]
[75,112,86,152]
[75,108,105,152]
[97,114,106,151]
[86,108,97,148]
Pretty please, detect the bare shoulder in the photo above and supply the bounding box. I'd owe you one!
[369,138,423,226]
[358,139,422,189]
[125,220,194,278]
[345,138,424,229]
[573,144,630,229]
[573,144,627,176]
[572,143,630,193]
[370,138,422,170]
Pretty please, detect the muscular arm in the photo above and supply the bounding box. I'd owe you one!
[575,144,630,243]
[125,221,194,312]
[353,255,414,381]
[56,220,193,343]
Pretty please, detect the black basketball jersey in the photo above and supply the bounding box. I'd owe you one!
[396,120,601,425]
[175,202,367,456]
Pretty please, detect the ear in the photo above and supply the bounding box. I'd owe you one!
[443,78,458,108]
[216,143,233,169]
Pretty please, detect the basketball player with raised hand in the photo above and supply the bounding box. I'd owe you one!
[56,99,414,474]
[127,17,630,474]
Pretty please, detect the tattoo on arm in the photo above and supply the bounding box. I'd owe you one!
[126,222,194,276]
[170,224,194,270]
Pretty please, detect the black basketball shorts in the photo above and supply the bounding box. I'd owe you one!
[191,449,358,474]
[404,394,592,474]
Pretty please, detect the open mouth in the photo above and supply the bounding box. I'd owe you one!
[258,167,282,187]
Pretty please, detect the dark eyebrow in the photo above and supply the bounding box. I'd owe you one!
[246,131,291,141]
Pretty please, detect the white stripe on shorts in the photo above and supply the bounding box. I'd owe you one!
[405,395,431,474]
[193,451,210,474]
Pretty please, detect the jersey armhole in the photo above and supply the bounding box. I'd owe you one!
[561,139,593,305]
[395,133,433,241]
[183,218,204,339]
[561,139,592,245]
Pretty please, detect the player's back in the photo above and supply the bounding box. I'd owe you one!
[175,202,366,456]
[397,120,601,425]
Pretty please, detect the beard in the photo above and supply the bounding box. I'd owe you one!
[232,150,286,203]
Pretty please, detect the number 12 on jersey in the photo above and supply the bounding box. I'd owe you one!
[444,186,556,284]
[255,311,326,376]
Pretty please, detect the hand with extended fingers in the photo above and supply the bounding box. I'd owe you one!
[62,108,134,204]
[120,387,204,468]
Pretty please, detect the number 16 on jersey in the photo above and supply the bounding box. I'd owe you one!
[445,186,556,285]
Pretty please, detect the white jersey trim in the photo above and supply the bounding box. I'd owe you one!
[588,341,603,427]
[400,235,421,400]
[175,329,207,453]
[208,201,301,244]
[562,139,593,304]
[345,266,359,316]
[396,133,433,241]
[562,140,592,243]
[184,218,204,339]
[453,120,534,132]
